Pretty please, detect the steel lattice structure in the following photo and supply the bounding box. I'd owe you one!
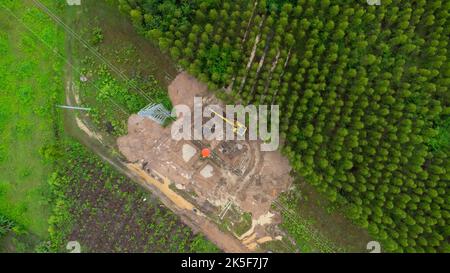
[138,103,171,125]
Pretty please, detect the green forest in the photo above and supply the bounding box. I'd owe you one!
[119,0,449,252]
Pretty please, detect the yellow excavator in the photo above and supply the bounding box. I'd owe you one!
[210,109,247,137]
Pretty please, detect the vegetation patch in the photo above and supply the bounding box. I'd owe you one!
[0,0,64,250]
[121,0,450,252]
[46,140,219,253]
[1,0,219,253]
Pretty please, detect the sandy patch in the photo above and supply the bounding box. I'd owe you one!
[76,117,104,143]
[127,163,194,211]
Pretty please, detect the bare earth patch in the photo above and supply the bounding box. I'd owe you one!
[118,72,293,251]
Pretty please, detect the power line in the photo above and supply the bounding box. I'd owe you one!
[57,105,91,111]
[30,0,156,104]
[272,199,339,253]
[1,2,328,253]
[0,2,130,116]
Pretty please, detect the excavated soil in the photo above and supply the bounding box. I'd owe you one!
[117,72,293,250]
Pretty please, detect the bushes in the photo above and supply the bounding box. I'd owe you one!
[90,27,104,45]
[96,66,147,113]
[189,235,220,253]
[0,214,15,239]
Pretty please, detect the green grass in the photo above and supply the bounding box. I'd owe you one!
[0,0,64,243]
[78,62,171,136]
[0,0,219,253]
[233,212,253,237]
[277,192,343,253]
[190,235,220,253]
[67,0,175,137]
[275,181,372,253]
[0,214,15,239]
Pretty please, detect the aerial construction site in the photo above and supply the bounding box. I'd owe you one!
[118,72,293,251]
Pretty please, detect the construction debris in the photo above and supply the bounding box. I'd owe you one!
[118,72,293,250]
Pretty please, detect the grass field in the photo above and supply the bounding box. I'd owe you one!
[0,0,64,248]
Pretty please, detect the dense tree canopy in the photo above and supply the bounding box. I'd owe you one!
[120,0,449,252]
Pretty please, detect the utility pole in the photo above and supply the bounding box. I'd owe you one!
[56,105,91,111]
